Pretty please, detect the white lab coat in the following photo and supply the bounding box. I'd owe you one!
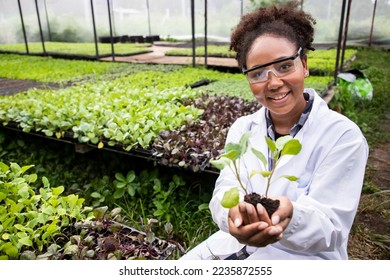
[181,89,368,260]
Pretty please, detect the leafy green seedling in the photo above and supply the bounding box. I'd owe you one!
[210,131,301,215]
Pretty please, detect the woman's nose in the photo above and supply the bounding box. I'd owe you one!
[266,70,283,88]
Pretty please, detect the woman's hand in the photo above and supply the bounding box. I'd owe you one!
[227,196,293,247]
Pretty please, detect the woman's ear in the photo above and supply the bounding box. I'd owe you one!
[301,55,309,77]
[301,55,308,71]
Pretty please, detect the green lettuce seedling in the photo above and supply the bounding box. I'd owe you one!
[210,131,302,209]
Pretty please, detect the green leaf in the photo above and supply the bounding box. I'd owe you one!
[20,165,34,174]
[281,139,302,156]
[127,185,136,196]
[126,171,136,183]
[18,236,33,247]
[0,192,6,202]
[251,147,267,168]
[57,208,67,216]
[275,135,293,152]
[114,188,125,199]
[210,157,231,170]
[27,174,38,183]
[197,203,209,211]
[238,131,251,157]
[114,173,126,182]
[52,186,64,196]
[2,242,18,258]
[265,136,276,154]
[42,177,50,188]
[0,162,9,173]
[250,170,272,178]
[281,175,299,181]
[93,206,108,219]
[90,192,101,198]
[115,181,127,189]
[220,187,240,208]
[221,148,239,161]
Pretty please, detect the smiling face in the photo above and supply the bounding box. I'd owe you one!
[246,35,309,123]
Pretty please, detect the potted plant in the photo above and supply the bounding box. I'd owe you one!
[210,131,302,217]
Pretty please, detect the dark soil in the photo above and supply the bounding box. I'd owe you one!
[0,77,65,96]
[244,193,280,217]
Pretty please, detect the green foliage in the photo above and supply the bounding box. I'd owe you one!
[0,162,92,259]
[0,53,183,84]
[198,79,255,100]
[0,129,217,257]
[0,82,203,150]
[85,167,206,231]
[330,48,390,146]
[211,132,301,208]
[0,42,151,56]
[305,75,334,93]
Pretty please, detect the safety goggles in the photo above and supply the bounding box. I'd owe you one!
[243,47,302,84]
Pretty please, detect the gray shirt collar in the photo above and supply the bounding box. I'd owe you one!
[265,91,314,140]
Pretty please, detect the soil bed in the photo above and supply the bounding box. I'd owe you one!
[0,77,68,96]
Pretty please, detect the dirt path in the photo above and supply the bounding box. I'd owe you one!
[366,111,390,190]
[348,111,390,259]
[100,43,238,69]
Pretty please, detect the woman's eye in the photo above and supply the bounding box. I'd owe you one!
[277,61,294,72]
[252,69,265,78]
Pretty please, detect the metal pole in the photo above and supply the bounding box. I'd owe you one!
[110,0,116,36]
[91,0,99,58]
[44,0,51,41]
[340,0,352,72]
[334,0,347,81]
[240,0,243,17]
[368,0,377,47]
[17,0,29,54]
[204,0,207,67]
[146,0,151,36]
[35,0,46,55]
[191,0,195,67]
[107,0,115,61]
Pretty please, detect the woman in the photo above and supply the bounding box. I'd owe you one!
[181,1,368,259]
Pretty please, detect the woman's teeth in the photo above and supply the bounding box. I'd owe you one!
[270,93,288,100]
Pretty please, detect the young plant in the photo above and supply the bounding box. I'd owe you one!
[210,131,302,216]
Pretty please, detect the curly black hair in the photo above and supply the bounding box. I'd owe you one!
[230,1,316,70]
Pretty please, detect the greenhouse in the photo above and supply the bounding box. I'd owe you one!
[0,0,389,265]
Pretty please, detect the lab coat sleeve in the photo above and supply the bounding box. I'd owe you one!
[280,125,369,253]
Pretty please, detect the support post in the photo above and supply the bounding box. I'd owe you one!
[35,0,47,55]
[191,0,195,67]
[146,0,151,36]
[334,0,347,82]
[340,0,352,72]
[204,0,208,67]
[44,0,52,41]
[91,0,99,59]
[17,0,29,54]
[107,0,115,61]
[368,0,377,47]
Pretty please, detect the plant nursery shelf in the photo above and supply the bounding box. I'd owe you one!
[0,124,220,175]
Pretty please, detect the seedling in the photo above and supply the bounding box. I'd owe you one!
[210,131,302,216]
